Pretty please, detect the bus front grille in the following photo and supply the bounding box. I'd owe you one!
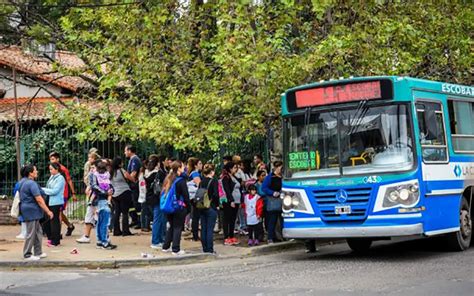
[312,188,371,221]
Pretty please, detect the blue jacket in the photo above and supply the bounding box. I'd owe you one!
[42,174,66,206]
[262,172,275,196]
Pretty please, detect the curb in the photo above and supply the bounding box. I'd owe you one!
[0,253,215,270]
[229,239,346,257]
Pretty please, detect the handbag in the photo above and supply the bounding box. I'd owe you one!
[10,189,21,218]
[266,195,282,212]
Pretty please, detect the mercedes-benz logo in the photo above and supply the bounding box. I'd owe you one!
[335,189,348,203]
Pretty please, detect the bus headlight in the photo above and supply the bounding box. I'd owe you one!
[281,191,307,212]
[383,181,420,208]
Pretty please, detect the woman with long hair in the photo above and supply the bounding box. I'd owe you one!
[221,161,239,246]
[187,157,202,241]
[42,162,66,246]
[110,156,133,236]
[141,155,159,232]
[150,156,168,249]
[161,160,191,255]
[262,161,284,244]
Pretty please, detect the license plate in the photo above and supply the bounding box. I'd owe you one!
[335,205,351,215]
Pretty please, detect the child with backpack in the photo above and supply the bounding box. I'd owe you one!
[161,160,191,255]
[196,164,219,253]
[242,184,264,246]
[90,160,117,250]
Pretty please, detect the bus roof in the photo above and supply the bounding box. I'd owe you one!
[281,76,474,115]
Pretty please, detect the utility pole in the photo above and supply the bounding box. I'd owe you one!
[13,67,21,181]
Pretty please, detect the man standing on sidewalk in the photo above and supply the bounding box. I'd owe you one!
[124,145,141,229]
[49,151,77,237]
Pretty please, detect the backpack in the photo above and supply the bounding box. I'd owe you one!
[195,179,213,210]
[138,174,146,203]
[151,172,162,196]
[187,180,198,200]
[160,177,185,214]
[218,178,227,205]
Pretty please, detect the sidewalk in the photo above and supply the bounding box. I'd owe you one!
[0,224,304,268]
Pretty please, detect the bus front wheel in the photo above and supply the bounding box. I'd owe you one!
[347,238,372,253]
[446,198,472,251]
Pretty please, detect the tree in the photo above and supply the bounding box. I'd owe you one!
[2,0,473,151]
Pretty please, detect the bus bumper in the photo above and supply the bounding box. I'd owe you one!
[283,223,423,239]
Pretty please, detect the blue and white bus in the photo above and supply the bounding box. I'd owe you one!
[280,76,473,251]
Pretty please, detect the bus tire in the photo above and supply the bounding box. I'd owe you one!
[347,238,372,253]
[445,198,472,251]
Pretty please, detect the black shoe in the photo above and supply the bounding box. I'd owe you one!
[129,222,138,228]
[134,225,141,230]
[65,225,75,237]
[102,243,117,250]
[122,232,134,236]
[113,232,123,236]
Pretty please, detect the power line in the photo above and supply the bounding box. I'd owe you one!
[0,1,144,9]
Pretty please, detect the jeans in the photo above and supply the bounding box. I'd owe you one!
[266,211,280,241]
[200,208,217,253]
[163,209,187,253]
[141,203,153,230]
[96,199,111,245]
[237,206,246,230]
[152,204,167,245]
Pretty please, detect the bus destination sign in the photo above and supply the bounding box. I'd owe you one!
[295,81,382,108]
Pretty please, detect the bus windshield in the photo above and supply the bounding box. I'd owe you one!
[285,103,414,179]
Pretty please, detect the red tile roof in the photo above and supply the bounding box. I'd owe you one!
[0,96,122,123]
[0,45,93,92]
[0,97,74,122]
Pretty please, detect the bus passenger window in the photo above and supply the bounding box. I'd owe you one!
[448,100,474,153]
[416,101,447,162]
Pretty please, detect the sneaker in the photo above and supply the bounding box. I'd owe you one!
[248,239,254,246]
[102,243,117,250]
[150,244,163,249]
[24,255,40,261]
[231,237,240,245]
[254,239,260,246]
[224,238,232,246]
[16,234,26,240]
[65,225,75,237]
[161,247,172,253]
[172,250,186,256]
[96,243,103,249]
[37,253,47,259]
[76,236,91,243]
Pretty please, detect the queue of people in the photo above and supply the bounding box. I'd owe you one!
[15,145,286,259]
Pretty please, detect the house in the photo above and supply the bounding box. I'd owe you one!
[0,44,93,123]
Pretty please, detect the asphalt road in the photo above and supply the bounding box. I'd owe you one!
[1,237,473,296]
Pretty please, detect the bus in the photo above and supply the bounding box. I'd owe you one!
[280,76,474,252]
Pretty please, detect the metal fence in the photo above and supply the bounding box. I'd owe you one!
[0,123,267,221]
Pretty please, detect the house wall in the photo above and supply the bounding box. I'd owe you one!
[0,67,63,98]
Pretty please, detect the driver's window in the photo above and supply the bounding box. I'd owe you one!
[416,101,448,162]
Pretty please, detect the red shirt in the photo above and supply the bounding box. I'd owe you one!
[60,164,72,198]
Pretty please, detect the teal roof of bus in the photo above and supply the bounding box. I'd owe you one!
[281,76,474,115]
